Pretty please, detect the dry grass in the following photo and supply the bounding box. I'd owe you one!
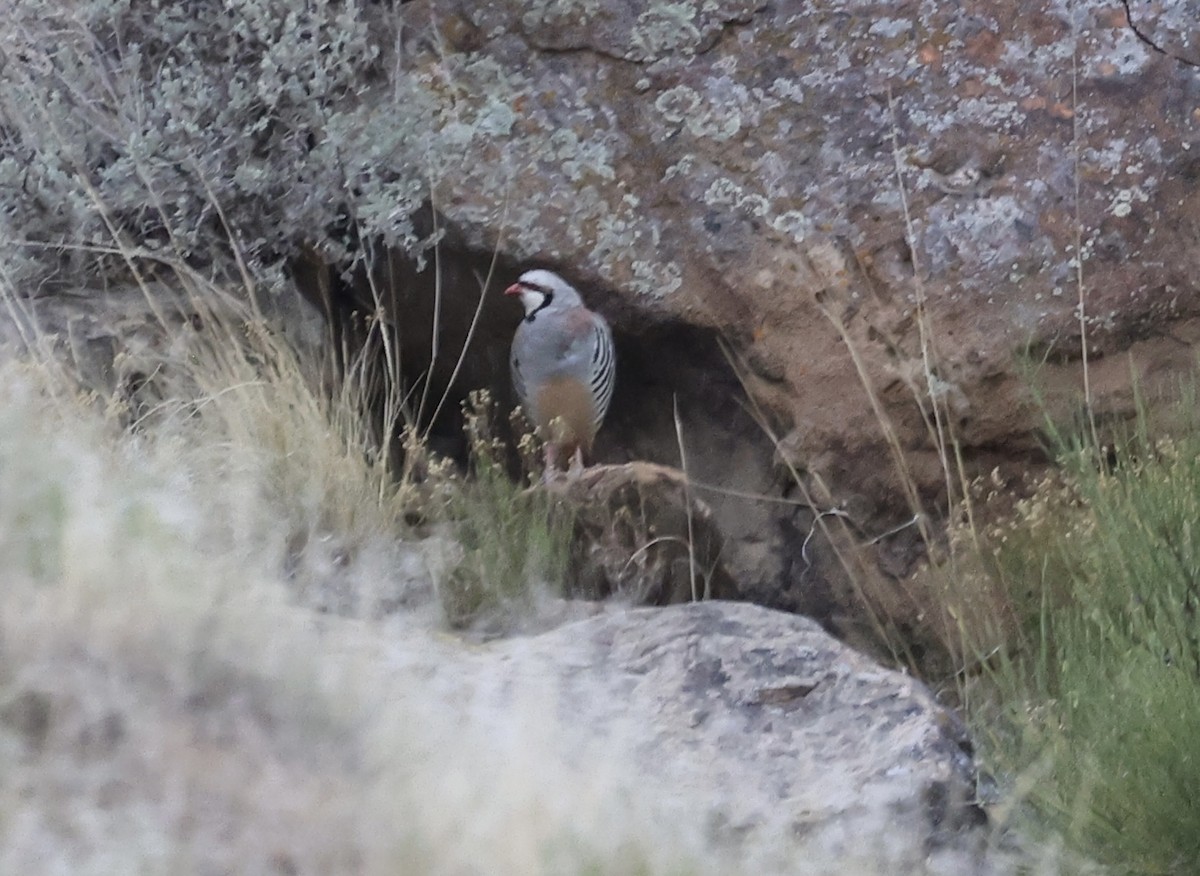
[0,338,689,875]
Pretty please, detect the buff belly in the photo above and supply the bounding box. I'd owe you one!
[532,376,599,456]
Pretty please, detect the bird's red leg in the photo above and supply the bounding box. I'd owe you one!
[567,446,585,480]
[542,441,560,484]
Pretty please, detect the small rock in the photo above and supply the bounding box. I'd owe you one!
[545,461,738,604]
[0,689,53,753]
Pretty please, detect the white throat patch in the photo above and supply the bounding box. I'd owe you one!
[519,288,548,316]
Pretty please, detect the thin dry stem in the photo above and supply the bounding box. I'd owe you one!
[885,89,960,523]
[808,294,934,548]
[719,339,905,657]
[1070,13,1099,449]
[415,190,443,429]
[672,394,701,601]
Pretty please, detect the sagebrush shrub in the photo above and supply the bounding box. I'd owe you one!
[0,0,433,289]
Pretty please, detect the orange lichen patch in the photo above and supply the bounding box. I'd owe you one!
[1049,102,1075,120]
[1020,95,1048,112]
[916,42,942,67]
[1096,61,1120,78]
[1098,6,1128,28]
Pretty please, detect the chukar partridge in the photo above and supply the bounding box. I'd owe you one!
[506,269,615,475]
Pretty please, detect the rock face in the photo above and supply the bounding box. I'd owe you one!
[367,0,1200,618]
[391,599,987,868]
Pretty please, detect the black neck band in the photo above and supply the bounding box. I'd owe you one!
[526,290,554,322]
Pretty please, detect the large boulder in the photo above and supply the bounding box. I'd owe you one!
[390,600,988,867]
[397,0,1200,464]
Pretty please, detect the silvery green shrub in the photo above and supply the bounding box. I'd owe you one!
[0,0,433,290]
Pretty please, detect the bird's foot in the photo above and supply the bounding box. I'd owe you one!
[541,443,562,485]
[566,446,586,481]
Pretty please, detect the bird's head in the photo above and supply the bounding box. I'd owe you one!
[504,269,582,318]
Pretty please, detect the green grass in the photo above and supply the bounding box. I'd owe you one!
[966,391,1200,875]
[437,391,575,630]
